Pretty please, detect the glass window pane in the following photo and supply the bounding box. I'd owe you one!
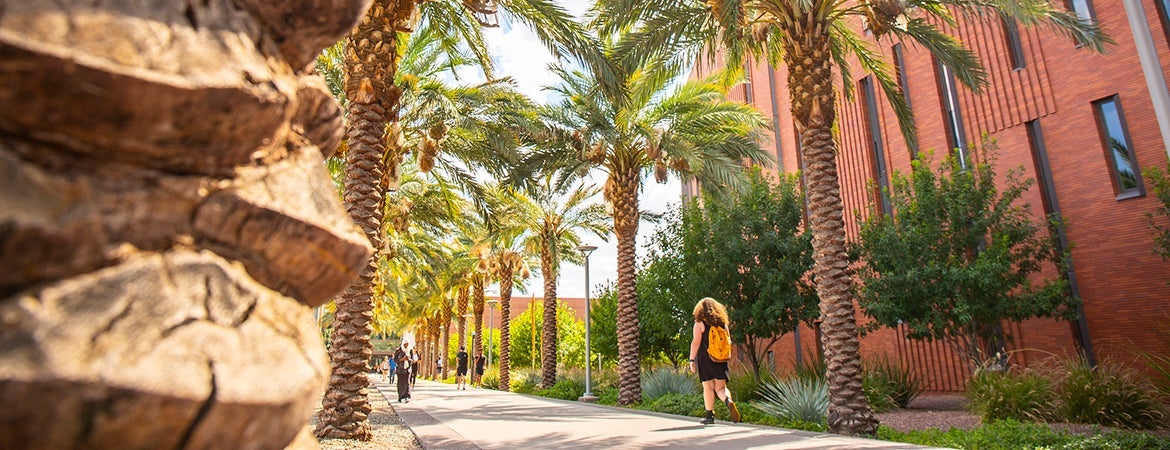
[1069,0,1093,21]
[1098,99,1139,192]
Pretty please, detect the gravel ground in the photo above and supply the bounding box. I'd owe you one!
[875,393,982,432]
[310,379,421,450]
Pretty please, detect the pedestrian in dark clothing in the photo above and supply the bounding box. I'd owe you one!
[394,341,413,402]
[409,347,420,390]
[455,346,469,390]
[473,353,486,387]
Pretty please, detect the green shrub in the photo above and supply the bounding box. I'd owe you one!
[879,419,1070,449]
[1135,344,1170,401]
[509,369,541,394]
[966,368,1057,423]
[480,367,500,390]
[593,367,620,390]
[863,355,924,412]
[792,351,826,382]
[879,419,1170,450]
[1130,317,1170,401]
[645,392,705,417]
[642,367,698,401]
[595,385,619,405]
[536,376,585,401]
[755,377,828,424]
[728,363,775,403]
[1057,358,1166,430]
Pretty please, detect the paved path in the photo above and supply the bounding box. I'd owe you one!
[378,380,940,450]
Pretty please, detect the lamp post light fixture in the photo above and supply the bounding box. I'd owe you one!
[486,299,499,368]
[577,244,599,402]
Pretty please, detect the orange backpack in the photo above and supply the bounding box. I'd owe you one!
[707,325,731,363]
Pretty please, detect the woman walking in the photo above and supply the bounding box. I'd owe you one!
[689,297,740,425]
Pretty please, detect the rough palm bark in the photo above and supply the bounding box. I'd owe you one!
[540,241,559,388]
[429,314,441,379]
[608,157,643,405]
[316,80,385,440]
[316,0,417,440]
[417,317,428,378]
[0,0,372,448]
[499,273,514,391]
[440,300,452,379]
[472,275,486,381]
[782,8,878,436]
[457,286,469,352]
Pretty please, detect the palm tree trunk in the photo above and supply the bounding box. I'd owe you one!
[540,242,559,388]
[473,276,486,383]
[500,274,514,391]
[429,315,441,379]
[441,301,452,379]
[784,21,877,436]
[314,80,385,440]
[316,0,416,440]
[608,160,642,405]
[457,286,469,353]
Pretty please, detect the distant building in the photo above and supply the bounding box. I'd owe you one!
[690,1,1170,391]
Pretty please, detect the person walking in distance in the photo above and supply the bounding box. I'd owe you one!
[409,345,420,391]
[378,357,390,383]
[689,297,740,425]
[394,341,414,402]
[473,352,486,387]
[455,346,469,390]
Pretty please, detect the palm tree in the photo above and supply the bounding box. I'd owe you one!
[318,3,560,436]
[540,43,772,404]
[594,0,1109,436]
[500,178,609,389]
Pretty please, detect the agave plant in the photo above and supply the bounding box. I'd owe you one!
[642,367,699,401]
[756,377,830,424]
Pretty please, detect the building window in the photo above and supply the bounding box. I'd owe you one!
[742,60,754,102]
[1093,96,1144,198]
[1156,0,1170,44]
[861,76,892,216]
[892,44,912,109]
[1002,18,1026,70]
[1066,0,1095,22]
[892,44,917,157]
[936,59,968,167]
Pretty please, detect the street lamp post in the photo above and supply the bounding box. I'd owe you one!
[577,244,598,402]
[486,299,499,368]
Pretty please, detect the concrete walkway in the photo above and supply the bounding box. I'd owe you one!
[378,380,941,450]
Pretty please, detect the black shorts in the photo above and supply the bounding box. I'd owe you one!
[457,367,468,376]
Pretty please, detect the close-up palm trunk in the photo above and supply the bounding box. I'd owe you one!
[0,0,372,447]
[783,14,877,436]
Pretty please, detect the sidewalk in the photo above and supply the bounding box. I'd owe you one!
[377,380,941,449]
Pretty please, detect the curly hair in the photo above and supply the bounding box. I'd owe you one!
[692,297,729,328]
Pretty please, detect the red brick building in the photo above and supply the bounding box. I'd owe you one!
[691,1,1170,391]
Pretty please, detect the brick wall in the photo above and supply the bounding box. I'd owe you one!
[694,1,1170,391]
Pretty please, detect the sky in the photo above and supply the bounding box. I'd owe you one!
[464,3,684,300]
